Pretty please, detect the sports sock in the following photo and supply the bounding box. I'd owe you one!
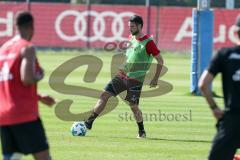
[86,112,99,124]
[137,121,145,131]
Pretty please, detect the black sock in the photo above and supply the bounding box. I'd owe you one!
[137,121,145,131]
[86,112,99,124]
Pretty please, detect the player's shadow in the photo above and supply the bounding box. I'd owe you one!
[107,136,211,143]
[147,137,211,143]
[188,91,223,99]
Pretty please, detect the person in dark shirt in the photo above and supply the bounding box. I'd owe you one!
[198,16,240,160]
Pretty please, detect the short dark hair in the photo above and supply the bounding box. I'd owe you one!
[16,11,34,28]
[129,15,143,28]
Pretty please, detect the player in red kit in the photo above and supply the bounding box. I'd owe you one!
[0,11,55,160]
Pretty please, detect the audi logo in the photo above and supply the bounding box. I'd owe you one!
[55,10,135,42]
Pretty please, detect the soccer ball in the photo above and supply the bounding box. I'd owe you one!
[71,121,87,136]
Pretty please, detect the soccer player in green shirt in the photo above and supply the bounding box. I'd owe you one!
[84,15,164,138]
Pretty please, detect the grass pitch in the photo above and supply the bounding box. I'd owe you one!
[2,50,230,160]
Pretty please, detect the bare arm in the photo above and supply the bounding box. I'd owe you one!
[20,46,56,107]
[149,54,164,88]
[20,46,43,85]
[198,70,224,120]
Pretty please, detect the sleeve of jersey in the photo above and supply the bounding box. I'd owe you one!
[146,40,160,56]
[207,51,223,76]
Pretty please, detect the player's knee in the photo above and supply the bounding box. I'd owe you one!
[33,150,51,160]
[3,153,23,160]
[99,91,111,102]
[34,156,51,160]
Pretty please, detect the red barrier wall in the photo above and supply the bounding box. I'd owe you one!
[0,3,239,51]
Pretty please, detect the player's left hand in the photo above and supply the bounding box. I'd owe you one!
[212,107,224,120]
[149,78,158,88]
[39,94,56,107]
[35,67,44,82]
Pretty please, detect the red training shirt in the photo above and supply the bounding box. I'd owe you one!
[0,35,39,125]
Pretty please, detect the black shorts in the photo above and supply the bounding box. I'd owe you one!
[0,118,49,155]
[104,74,143,105]
[208,114,240,160]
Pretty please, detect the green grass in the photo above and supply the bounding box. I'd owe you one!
[2,50,233,160]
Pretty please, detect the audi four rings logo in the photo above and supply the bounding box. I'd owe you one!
[55,10,135,42]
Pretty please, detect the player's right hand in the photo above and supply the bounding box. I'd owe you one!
[39,94,56,107]
[149,77,158,88]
